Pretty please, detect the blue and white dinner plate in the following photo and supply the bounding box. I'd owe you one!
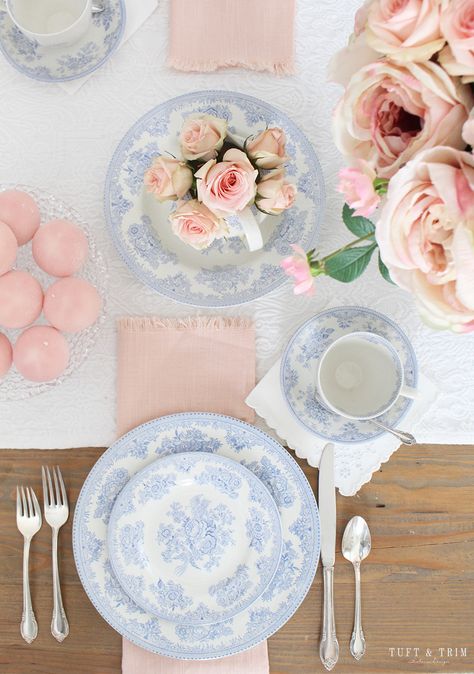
[281,306,418,443]
[105,91,325,307]
[0,1,125,82]
[108,452,282,625]
[73,413,320,660]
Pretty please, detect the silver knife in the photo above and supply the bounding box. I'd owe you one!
[319,443,339,670]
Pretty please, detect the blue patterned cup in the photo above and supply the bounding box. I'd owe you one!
[4,0,92,47]
[317,331,418,420]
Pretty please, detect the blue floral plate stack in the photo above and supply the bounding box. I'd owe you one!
[73,412,320,660]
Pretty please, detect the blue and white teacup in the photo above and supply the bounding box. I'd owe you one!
[4,0,92,47]
[317,331,418,420]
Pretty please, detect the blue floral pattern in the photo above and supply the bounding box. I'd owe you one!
[105,91,324,307]
[281,306,418,443]
[0,0,125,82]
[74,413,320,659]
[157,495,235,575]
[209,565,251,607]
[119,522,148,569]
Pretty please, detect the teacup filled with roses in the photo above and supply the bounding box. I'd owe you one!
[144,113,297,252]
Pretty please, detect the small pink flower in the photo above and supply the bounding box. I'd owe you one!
[180,114,227,162]
[281,244,315,296]
[195,148,258,215]
[169,200,227,250]
[257,169,297,215]
[439,0,474,84]
[246,128,288,169]
[337,160,381,217]
[144,157,193,202]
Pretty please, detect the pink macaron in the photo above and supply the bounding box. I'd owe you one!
[0,270,43,329]
[0,190,41,245]
[43,277,101,333]
[0,333,12,379]
[0,220,18,276]
[13,326,69,383]
[32,219,89,277]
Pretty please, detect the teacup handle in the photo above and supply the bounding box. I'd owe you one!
[400,385,418,400]
[238,206,264,252]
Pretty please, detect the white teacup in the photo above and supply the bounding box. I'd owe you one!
[5,0,92,47]
[317,331,417,420]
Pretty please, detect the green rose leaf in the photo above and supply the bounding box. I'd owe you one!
[325,243,377,283]
[342,203,376,238]
[378,253,395,284]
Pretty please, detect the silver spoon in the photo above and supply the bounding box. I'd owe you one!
[370,418,416,445]
[92,4,105,13]
[342,516,371,661]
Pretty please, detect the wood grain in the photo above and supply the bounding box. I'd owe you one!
[0,445,473,674]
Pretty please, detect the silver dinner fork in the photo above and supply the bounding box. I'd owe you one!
[42,466,69,642]
[16,485,42,644]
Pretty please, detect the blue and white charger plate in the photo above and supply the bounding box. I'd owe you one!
[73,413,320,660]
[281,306,418,443]
[0,1,125,82]
[108,452,282,625]
[105,91,325,307]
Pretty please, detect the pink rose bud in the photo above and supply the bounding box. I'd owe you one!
[281,244,315,296]
[180,114,228,162]
[256,168,297,215]
[144,157,193,202]
[169,199,228,250]
[195,148,258,215]
[246,127,288,169]
[337,160,380,217]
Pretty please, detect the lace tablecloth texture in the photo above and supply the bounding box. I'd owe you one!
[0,0,473,452]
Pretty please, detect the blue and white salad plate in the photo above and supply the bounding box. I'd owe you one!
[281,306,418,443]
[105,91,324,307]
[73,413,320,660]
[0,0,125,82]
[108,452,282,625]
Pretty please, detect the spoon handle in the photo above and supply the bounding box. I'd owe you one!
[371,419,416,445]
[350,562,366,660]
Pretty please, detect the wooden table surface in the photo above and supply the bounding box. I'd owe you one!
[0,444,473,674]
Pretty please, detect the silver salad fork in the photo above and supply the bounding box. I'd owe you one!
[42,466,70,642]
[16,485,42,644]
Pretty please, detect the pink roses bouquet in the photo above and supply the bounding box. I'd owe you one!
[283,0,474,333]
[144,113,297,251]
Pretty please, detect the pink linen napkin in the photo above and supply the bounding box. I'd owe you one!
[117,316,269,674]
[168,0,296,75]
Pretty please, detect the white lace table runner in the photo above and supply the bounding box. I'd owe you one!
[0,0,473,452]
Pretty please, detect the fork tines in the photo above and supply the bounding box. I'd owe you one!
[16,485,41,520]
[41,466,68,508]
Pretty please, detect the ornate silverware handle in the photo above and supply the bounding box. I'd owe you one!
[320,566,339,671]
[21,538,38,644]
[350,562,366,660]
[51,529,69,642]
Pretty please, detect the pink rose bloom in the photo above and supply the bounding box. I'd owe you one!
[328,31,380,87]
[337,160,380,217]
[439,0,474,84]
[376,146,474,332]
[365,0,444,62]
[196,148,258,215]
[144,157,193,202]
[169,200,227,250]
[281,245,315,296]
[246,128,288,169]
[180,114,227,162]
[256,169,297,215]
[333,59,472,179]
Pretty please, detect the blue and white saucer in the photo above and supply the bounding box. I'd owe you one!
[105,90,325,307]
[280,306,418,443]
[73,413,320,659]
[0,1,125,82]
[108,452,282,625]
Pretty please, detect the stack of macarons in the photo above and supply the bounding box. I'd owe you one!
[0,189,102,384]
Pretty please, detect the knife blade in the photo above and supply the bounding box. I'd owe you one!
[319,443,339,671]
